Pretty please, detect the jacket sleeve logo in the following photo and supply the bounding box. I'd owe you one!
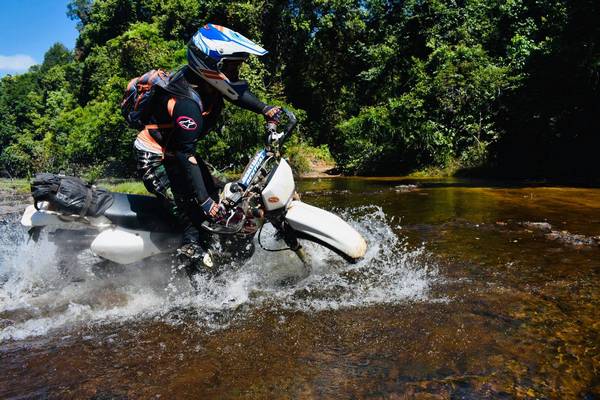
[176,116,198,131]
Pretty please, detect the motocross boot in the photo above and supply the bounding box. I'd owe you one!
[176,242,215,285]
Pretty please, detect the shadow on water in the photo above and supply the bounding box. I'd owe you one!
[0,178,599,399]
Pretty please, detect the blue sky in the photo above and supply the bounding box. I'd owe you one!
[0,0,78,76]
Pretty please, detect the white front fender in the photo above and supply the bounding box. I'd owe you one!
[284,200,367,261]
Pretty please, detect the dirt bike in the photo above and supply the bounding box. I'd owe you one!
[20,110,367,276]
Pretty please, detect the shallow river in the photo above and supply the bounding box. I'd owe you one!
[0,178,598,399]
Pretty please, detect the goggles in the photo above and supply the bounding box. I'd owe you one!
[217,58,245,81]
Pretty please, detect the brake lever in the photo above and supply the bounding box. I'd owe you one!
[268,131,285,145]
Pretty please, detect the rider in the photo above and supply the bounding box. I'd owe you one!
[133,23,282,269]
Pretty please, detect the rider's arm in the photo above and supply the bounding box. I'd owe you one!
[169,98,211,202]
[226,85,282,129]
[226,84,267,114]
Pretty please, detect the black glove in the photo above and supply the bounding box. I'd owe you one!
[262,105,282,125]
[200,197,227,222]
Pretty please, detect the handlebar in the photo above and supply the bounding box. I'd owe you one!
[282,109,297,141]
[266,109,297,149]
[203,109,298,235]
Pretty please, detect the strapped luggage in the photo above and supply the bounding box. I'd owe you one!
[31,173,113,217]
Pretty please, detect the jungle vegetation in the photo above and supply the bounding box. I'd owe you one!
[0,0,598,179]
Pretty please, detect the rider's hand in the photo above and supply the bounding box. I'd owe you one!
[262,105,282,125]
[201,197,227,222]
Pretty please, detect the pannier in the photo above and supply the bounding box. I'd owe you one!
[31,173,113,217]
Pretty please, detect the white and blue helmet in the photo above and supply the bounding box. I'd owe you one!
[187,24,268,100]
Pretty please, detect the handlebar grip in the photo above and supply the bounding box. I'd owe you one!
[265,109,297,149]
[278,109,297,146]
[283,109,297,135]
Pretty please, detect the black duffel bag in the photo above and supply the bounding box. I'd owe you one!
[31,173,114,217]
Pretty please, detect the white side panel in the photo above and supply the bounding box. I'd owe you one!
[91,227,163,264]
[20,205,111,229]
[21,205,73,227]
[285,201,367,260]
[21,205,38,227]
[261,159,295,211]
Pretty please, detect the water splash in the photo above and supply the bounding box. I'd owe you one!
[0,206,436,341]
[228,205,436,311]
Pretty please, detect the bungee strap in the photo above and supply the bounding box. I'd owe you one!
[79,186,94,218]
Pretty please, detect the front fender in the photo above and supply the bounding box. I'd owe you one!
[284,200,366,261]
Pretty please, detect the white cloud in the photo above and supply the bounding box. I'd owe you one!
[0,54,37,73]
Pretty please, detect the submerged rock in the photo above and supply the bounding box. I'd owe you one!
[394,184,419,193]
[518,221,599,247]
[544,231,600,247]
[520,221,552,232]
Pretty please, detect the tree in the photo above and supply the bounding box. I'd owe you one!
[41,43,73,71]
[2,0,598,178]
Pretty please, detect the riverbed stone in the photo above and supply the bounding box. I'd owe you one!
[544,231,600,247]
[520,221,552,232]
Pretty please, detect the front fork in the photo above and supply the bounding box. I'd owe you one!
[270,218,312,274]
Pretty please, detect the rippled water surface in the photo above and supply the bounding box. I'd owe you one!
[1,178,599,399]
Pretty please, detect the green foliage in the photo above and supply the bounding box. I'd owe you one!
[0,179,30,194]
[283,136,334,175]
[1,0,598,179]
[102,180,150,195]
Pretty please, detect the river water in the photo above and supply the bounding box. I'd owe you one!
[0,178,598,399]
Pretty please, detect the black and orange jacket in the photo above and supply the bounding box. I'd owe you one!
[136,66,267,203]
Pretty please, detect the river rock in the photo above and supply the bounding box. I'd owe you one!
[544,231,600,247]
[394,184,419,192]
[519,221,599,247]
[520,221,552,232]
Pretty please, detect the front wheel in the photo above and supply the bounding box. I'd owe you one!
[294,230,362,264]
[272,221,360,266]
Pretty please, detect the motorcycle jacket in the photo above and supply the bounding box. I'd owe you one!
[134,66,268,203]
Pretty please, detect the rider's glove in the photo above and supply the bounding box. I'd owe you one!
[201,197,227,222]
[262,105,282,126]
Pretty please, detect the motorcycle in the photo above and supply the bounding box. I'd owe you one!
[20,110,367,276]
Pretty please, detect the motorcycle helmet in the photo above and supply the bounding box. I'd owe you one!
[187,23,267,100]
